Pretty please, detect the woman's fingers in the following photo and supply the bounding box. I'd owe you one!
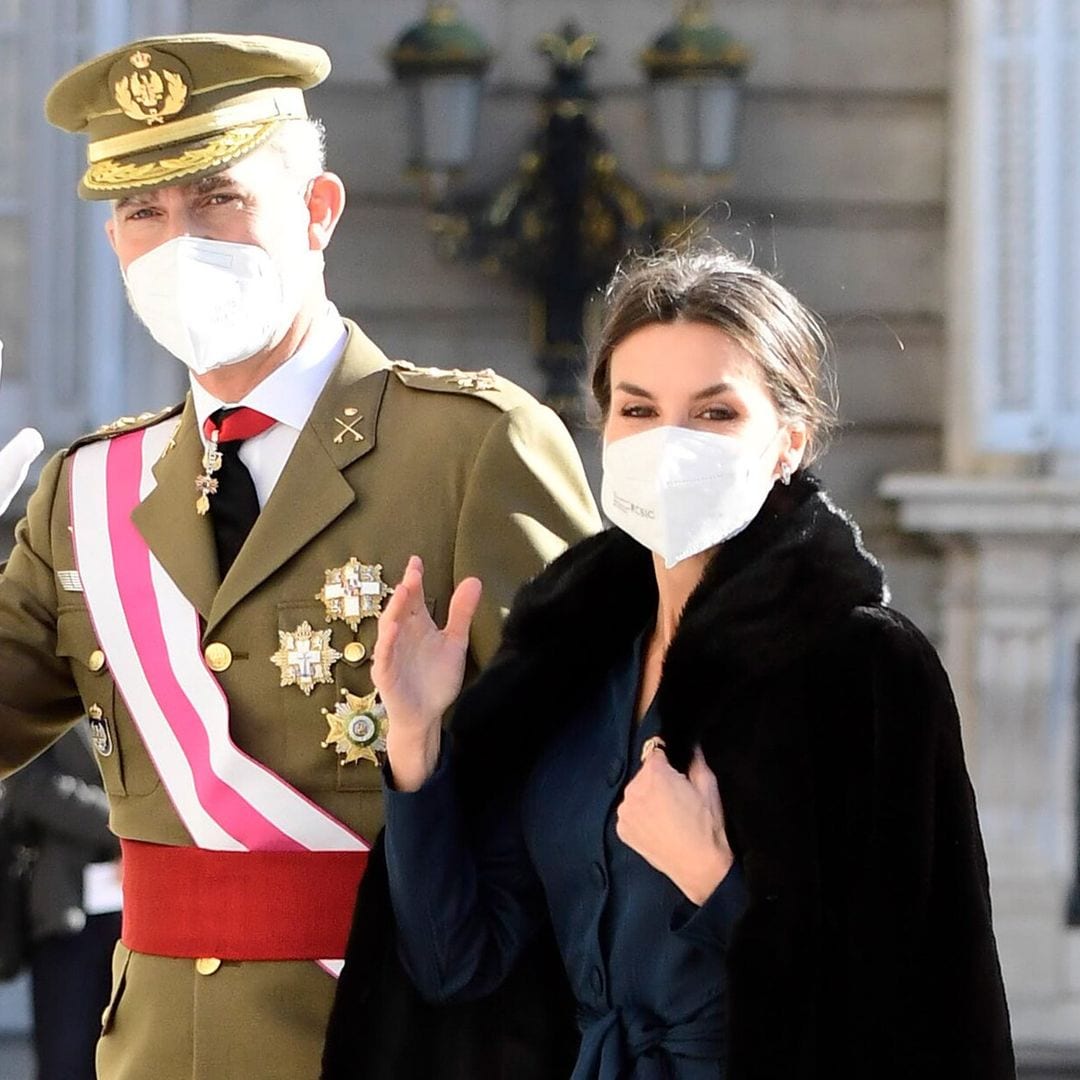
[445,577,482,645]
[688,746,723,821]
[377,557,483,659]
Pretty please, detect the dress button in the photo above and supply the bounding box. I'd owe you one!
[87,649,106,673]
[195,957,222,976]
[605,757,623,787]
[343,641,367,664]
[589,966,604,997]
[590,861,606,890]
[203,642,232,672]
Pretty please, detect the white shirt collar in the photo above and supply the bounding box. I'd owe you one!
[190,304,348,442]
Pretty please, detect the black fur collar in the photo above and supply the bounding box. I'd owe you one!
[454,473,886,792]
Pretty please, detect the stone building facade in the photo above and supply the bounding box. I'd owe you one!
[0,0,1077,1057]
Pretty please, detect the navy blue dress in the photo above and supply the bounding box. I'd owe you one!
[384,639,748,1079]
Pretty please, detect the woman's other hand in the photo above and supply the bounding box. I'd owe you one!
[376,555,482,792]
[615,746,734,905]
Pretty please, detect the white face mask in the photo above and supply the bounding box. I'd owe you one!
[601,425,782,568]
[123,236,300,376]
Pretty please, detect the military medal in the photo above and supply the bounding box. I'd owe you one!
[317,558,392,632]
[195,432,223,515]
[270,621,341,695]
[88,704,113,758]
[321,688,388,766]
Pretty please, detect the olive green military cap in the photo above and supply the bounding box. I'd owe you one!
[45,33,330,200]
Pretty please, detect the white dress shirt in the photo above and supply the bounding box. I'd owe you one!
[190,305,348,509]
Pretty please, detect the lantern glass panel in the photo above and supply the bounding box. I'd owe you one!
[407,73,483,171]
[697,77,740,173]
[650,80,695,172]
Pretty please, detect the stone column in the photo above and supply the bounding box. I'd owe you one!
[882,0,1080,1046]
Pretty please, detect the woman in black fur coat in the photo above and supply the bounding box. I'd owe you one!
[322,248,1014,1079]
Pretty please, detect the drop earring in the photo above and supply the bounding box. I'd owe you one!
[780,462,792,485]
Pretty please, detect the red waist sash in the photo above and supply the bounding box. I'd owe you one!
[120,838,368,961]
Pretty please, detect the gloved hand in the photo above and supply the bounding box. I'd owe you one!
[0,342,44,517]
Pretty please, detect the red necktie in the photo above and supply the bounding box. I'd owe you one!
[203,406,276,445]
[202,407,277,577]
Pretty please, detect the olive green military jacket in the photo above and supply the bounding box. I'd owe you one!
[0,321,600,1080]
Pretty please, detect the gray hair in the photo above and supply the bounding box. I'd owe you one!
[263,117,328,184]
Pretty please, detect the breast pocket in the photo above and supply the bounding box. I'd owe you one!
[55,607,160,797]
[55,607,125,796]
[277,599,382,793]
[276,596,434,793]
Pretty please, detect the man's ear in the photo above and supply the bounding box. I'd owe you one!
[104,214,118,254]
[306,172,346,251]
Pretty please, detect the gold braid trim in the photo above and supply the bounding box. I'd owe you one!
[82,122,277,192]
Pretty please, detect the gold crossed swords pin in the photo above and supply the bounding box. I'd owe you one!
[333,407,364,444]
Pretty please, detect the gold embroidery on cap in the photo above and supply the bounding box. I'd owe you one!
[83,124,276,192]
[114,50,190,126]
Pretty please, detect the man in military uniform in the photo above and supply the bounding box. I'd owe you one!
[0,33,601,1080]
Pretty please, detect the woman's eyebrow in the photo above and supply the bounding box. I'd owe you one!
[692,382,735,400]
[613,381,655,399]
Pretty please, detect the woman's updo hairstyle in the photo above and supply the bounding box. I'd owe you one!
[590,244,837,465]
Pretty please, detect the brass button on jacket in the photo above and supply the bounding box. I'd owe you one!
[87,649,106,672]
[195,957,222,976]
[343,641,366,664]
[203,643,232,673]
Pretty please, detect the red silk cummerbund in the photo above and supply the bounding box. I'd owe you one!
[120,838,368,961]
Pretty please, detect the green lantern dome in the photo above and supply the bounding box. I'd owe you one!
[641,1,750,80]
[389,3,494,78]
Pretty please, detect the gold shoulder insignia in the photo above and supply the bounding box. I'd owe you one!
[65,403,184,455]
[391,360,501,395]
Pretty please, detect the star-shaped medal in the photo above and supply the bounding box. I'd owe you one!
[317,558,393,633]
[321,688,388,766]
[270,621,342,696]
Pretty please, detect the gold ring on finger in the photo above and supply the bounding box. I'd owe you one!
[640,735,666,763]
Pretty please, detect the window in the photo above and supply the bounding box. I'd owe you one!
[968,0,1080,453]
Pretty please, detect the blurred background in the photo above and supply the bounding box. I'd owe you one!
[0,0,1078,1075]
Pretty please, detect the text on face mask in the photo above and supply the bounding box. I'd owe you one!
[612,494,656,519]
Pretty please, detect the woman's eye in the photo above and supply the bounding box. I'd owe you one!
[619,403,656,418]
[700,405,736,421]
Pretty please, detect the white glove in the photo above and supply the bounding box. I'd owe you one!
[0,341,44,517]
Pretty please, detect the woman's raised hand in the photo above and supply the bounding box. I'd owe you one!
[615,745,734,905]
[376,555,482,791]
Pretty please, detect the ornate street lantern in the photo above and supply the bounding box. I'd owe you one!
[387,6,750,422]
[388,2,493,203]
[389,19,655,424]
[641,1,750,188]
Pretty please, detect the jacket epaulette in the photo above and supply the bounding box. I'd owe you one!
[64,403,184,456]
[389,360,532,411]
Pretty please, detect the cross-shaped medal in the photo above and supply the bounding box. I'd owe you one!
[270,621,341,696]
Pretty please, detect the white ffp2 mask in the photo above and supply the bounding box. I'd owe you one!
[123,236,293,375]
[601,425,780,568]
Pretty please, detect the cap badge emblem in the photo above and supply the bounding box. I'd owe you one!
[113,49,191,126]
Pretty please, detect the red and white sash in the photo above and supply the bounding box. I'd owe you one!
[69,420,368,975]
